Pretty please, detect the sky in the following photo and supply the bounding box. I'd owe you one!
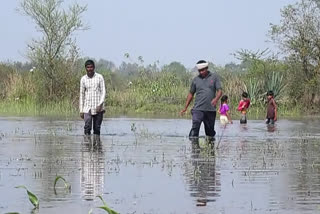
[1,0,297,68]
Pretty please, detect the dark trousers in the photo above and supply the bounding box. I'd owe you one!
[84,111,104,135]
[240,114,247,124]
[266,118,275,125]
[189,110,216,140]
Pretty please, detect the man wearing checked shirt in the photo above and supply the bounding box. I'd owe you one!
[80,60,106,138]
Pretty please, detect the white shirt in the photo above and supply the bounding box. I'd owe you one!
[79,72,106,115]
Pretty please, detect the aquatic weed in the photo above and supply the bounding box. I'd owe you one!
[15,185,39,208]
[88,195,119,214]
[54,176,71,193]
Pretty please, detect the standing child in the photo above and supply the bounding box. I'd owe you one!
[219,95,233,125]
[237,92,250,124]
[265,90,277,125]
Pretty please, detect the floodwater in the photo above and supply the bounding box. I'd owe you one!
[0,117,320,214]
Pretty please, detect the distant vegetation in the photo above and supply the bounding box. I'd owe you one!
[0,0,319,118]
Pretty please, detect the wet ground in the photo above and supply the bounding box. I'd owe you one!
[0,117,320,214]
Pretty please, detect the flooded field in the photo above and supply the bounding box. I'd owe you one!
[0,117,320,214]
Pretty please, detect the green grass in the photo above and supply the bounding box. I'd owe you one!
[0,96,304,119]
[0,98,77,117]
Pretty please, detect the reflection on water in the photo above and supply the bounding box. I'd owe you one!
[81,137,105,201]
[240,123,248,132]
[186,142,221,204]
[1,118,320,213]
[267,124,276,132]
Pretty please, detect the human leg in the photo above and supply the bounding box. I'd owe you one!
[270,118,275,125]
[265,118,270,124]
[189,110,204,142]
[93,111,104,135]
[84,112,92,135]
[203,111,216,138]
[240,114,247,124]
[220,115,229,125]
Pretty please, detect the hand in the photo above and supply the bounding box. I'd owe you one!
[80,113,84,119]
[96,105,102,112]
[274,117,277,121]
[211,99,218,107]
[229,121,233,124]
[180,108,187,116]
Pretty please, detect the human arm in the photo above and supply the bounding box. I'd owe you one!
[211,75,222,107]
[237,100,244,111]
[226,110,233,124]
[225,104,232,124]
[180,93,194,115]
[79,78,85,119]
[211,89,222,107]
[181,80,196,115]
[273,99,278,121]
[96,75,106,112]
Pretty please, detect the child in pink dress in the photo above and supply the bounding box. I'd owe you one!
[219,95,233,125]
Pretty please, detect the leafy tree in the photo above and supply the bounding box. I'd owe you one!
[118,62,140,76]
[162,62,190,86]
[269,0,320,104]
[162,62,186,74]
[19,0,87,101]
[233,49,287,103]
[96,59,116,72]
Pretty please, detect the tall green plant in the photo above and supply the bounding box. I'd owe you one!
[264,71,287,98]
[245,78,262,105]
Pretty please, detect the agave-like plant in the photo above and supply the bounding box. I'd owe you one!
[264,71,287,99]
[244,78,263,105]
[15,185,39,208]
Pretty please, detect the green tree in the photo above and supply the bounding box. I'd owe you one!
[162,62,190,86]
[20,0,87,102]
[233,49,287,103]
[269,0,320,104]
[162,62,186,74]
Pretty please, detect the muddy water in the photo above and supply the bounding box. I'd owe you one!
[0,117,320,214]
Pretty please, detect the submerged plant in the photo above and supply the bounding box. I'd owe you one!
[54,176,71,192]
[131,122,137,144]
[89,195,119,214]
[130,123,137,133]
[15,185,39,208]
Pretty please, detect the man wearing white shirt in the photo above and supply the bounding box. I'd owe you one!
[79,60,106,137]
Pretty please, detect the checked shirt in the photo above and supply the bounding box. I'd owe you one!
[79,72,106,115]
